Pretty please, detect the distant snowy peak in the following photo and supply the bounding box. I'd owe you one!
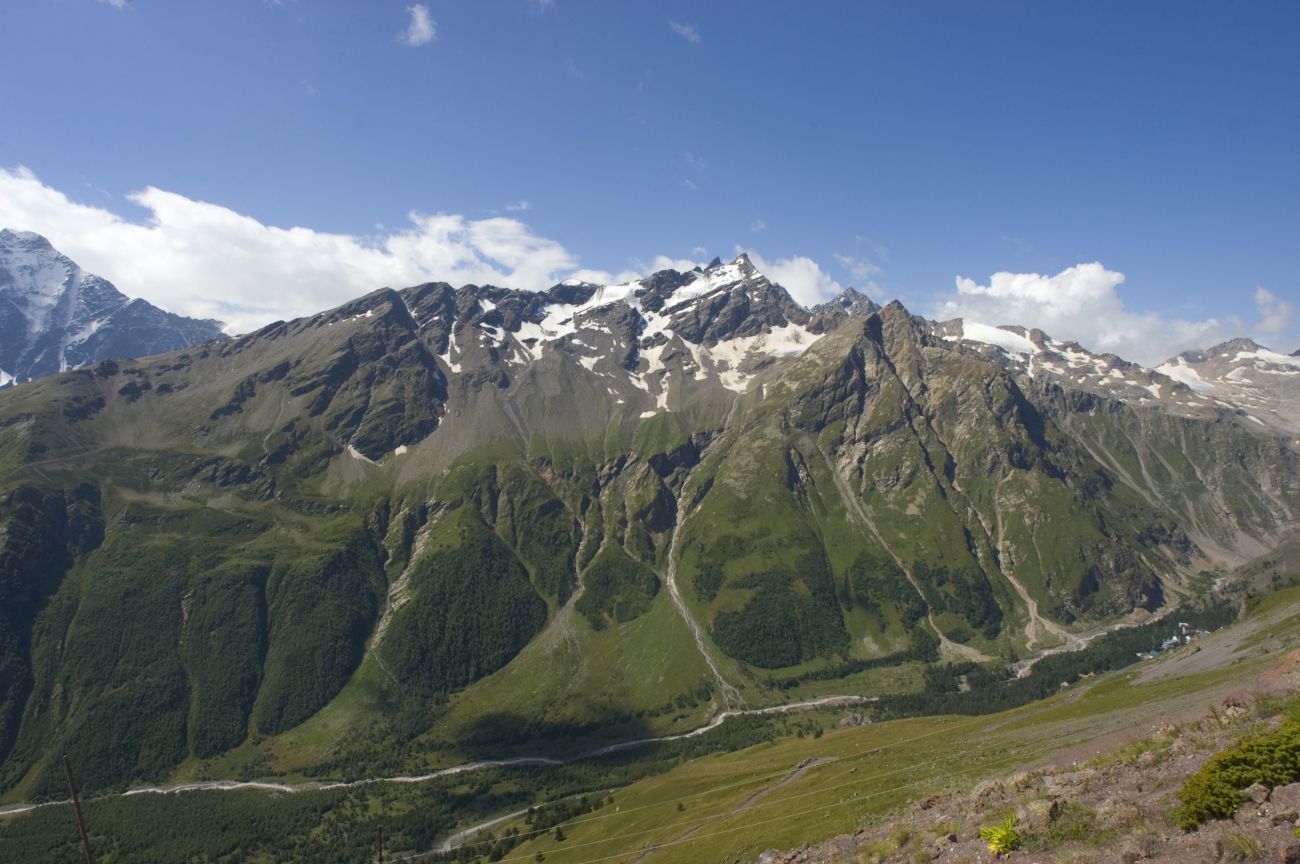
[931,319,1299,435]
[0,228,226,384]
[1159,338,1300,434]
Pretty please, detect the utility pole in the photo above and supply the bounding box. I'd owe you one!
[62,754,96,864]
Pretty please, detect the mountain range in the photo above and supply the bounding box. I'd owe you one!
[0,229,225,385]
[0,246,1296,800]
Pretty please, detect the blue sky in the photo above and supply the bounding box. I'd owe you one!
[1,0,1296,361]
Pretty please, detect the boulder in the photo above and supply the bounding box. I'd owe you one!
[1245,782,1270,804]
[1019,797,1059,831]
[1273,782,1300,813]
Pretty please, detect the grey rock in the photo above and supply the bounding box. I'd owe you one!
[1273,782,1300,813]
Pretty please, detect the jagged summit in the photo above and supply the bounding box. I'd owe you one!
[811,286,878,318]
[0,229,226,384]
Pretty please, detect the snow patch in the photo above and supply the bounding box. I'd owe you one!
[695,323,818,392]
[960,321,1037,356]
[438,345,461,374]
[1156,359,1215,392]
[1235,349,1300,368]
[347,444,376,465]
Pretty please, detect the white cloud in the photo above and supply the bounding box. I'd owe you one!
[505,200,531,212]
[401,4,437,46]
[685,152,706,172]
[98,0,129,8]
[680,179,699,192]
[669,21,701,44]
[569,254,706,287]
[0,166,582,334]
[932,263,1230,366]
[833,253,884,298]
[742,248,843,307]
[1254,287,1293,335]
[527,0,555,11]
[750,219,767,233]
[641,254,706,274]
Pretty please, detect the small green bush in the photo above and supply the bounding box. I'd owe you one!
[978,814,1022,855]
[1172,718,1300,830]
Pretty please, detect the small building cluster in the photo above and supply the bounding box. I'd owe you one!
[1139,621,1209,660]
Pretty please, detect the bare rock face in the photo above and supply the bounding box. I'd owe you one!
[1273,782,1300,816]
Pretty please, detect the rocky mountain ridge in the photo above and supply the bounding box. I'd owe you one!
[0,253,1296,799]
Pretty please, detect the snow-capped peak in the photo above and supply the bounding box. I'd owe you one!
[0,229,226,382]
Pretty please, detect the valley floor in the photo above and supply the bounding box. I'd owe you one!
[454,587,1300,864]
[2,585,1297,863]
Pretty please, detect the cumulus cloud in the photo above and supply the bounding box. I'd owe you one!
[669,21,701,44]
[833,253,884,298]
[1254,287,1293,335]
[742,248,843,307]
[931,263,1232,366]
[0,166,583,334]
[401,4,436,46]
[567,254,706,287]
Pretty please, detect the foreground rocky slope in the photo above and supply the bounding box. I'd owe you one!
[761,653,1300,864]
[0,255,1296,797]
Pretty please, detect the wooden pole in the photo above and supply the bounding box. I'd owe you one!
[377,826,384,864]
[62,754,96,864]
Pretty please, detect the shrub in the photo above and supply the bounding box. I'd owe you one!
[978,814,1022,855]
[1172,718,1300,830]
